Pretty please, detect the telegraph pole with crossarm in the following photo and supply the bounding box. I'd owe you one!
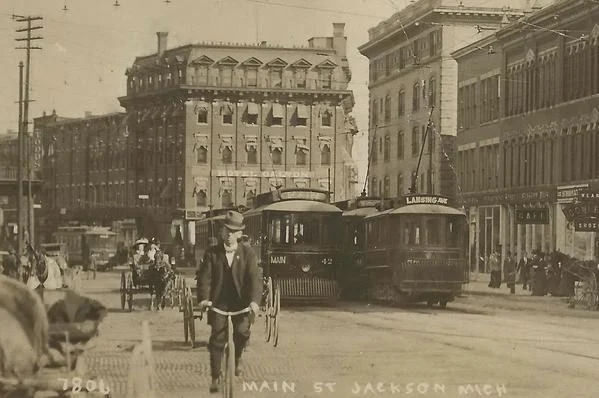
[14,14,43,248]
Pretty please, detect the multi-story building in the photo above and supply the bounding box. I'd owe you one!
[453,0,599,271]
[37,111,137,246]
[358,0,526,200]
[118,24,358,245]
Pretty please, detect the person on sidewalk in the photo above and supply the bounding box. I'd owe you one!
[517,253,531,291]
[504,251,516,294]
[488,250,501,288]
[197,211,262,394]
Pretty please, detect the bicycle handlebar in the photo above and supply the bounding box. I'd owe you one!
[209,306,251,316]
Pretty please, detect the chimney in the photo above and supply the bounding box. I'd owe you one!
[332,23,347,58]
[157,32,168,56]
[333,23,345,38]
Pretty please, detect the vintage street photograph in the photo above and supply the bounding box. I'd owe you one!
[0,0,598,397]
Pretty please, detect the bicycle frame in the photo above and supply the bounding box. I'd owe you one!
[209,306,251,398]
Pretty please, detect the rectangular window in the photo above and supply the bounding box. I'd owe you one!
[398,90,405,116]
[246,68,258,87]
[384,96,391,123]
[321,69,332,89]
[384,135,390,161]
[412,82,420,112]
[412,126,420,156]
[196,66,208,85]
[428,78,436,108]
[270,68,282,88]
[220,67,232,87]
[397,131,404,159]
[296,69,307,88]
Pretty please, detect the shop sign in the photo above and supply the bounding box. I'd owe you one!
[578,190,599,202]
[515,208,549,225]
[573,219,599,232]
[557,184,588,203]
[212,169,315,178]
[463,188,555,206]
[562,203,599,222]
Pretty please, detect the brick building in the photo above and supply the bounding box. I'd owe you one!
[453,0,599,270]
[36,111,138,245]
[118,24,358,245]
[358,0,526,200]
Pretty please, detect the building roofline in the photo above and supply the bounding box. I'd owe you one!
[359,5,524,56]
[46,112,126,127]
[133,41,338,64]
[495,0,584,41]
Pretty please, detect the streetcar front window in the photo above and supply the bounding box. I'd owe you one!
[268,213,337,247]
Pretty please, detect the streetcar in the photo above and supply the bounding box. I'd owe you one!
[53,225,118,270]
[351,194,469,308]
[335,195,383,299]
[243,188,343,303]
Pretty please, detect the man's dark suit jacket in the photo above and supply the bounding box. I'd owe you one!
[197,242,262,307]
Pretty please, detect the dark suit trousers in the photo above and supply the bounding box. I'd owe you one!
[208,312,251,378]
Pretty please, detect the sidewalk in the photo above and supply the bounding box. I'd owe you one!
[463,272,532,297]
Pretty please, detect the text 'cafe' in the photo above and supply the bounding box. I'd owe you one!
[464,185,599,273]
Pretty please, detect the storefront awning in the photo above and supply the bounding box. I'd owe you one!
[296,104,309,119]
[247,102,260,115]
[272,103,284,118]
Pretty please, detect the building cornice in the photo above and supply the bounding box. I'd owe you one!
[359,4,523,57]
[119,86,353,107]
[495,0,589,43]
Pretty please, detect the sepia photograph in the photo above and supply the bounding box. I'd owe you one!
[0,0,598,397]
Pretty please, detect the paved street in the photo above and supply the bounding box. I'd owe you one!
[74,271,599,398]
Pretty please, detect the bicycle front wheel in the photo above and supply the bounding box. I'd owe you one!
[222,343,236,397]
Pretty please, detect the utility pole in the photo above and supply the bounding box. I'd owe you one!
[14,14,43,247]
[17,62,24,258]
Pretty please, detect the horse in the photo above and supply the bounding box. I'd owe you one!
[147,251,175,311]
[0,275,50,380]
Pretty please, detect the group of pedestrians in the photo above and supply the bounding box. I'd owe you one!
[486,249,570,296]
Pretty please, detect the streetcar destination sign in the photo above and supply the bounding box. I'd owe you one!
[405,195,449,205]
[515,209,549,225]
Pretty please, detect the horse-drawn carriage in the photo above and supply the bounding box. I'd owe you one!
[0,275,109,397]
[564,260,599,310]
[120,238,182,312]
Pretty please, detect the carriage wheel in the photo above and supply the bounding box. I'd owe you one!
[272,282,281,347]
[178,277,186,311]
[126,273,134,312]
[187,295,196,348]
[170,279,176,309]
[183,300,190,343]
[264,277,273,342]
[120,272,127,310]
[583,272,598,310]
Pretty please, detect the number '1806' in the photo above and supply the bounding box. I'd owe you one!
[58,377,110,394]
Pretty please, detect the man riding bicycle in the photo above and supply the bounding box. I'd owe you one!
[197,210,261,393]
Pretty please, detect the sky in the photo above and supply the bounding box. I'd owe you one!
[0,0,410,189]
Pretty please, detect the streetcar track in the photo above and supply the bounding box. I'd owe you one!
[298,310,599,381]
